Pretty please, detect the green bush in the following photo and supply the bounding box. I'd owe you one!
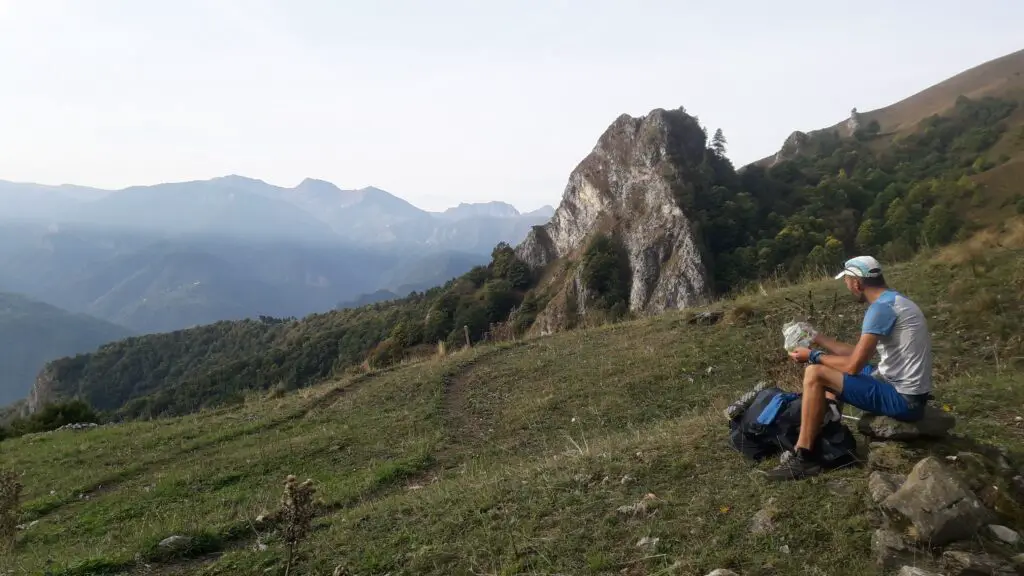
[3,399,100,439]
[580,234,631,314]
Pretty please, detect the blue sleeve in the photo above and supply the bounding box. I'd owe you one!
[862,302,897,336]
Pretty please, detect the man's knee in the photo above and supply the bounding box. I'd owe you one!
[803,364,829,385]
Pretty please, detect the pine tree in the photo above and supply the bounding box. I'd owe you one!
[712,128,727,157]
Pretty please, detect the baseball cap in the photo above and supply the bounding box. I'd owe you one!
[834,256,883,280]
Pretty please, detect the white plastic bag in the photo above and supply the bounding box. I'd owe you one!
[782,321,817,352]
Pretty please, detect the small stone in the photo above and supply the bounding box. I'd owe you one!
[1015,416,1023,423]
[689,311,722,326]
[616,494,657,516]
[941,550,1018,576]
[620,475,633,484]
[749,503,777,535]
[636,536,659,549]
[859,406,955,440]
[868,471,906,504]
[883,457,994,546]
[826,478,857,496]
[158,535,192,551]
[15,520,39,531]
[986,524,1021,545]
[704,570,738,576]
[779,544,790,554]
[872,529,920,571]
[897,568,941,576]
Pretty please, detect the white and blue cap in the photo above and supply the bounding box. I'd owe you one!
[834,256,883,280]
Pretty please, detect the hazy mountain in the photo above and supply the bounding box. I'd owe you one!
[0,292,132,404]
[0,222,491,333]
[524,205,556,219]
[0,176,552,253]
[0,172,551,334]
[438,201,521,220]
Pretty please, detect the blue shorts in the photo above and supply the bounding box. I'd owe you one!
[839,366,926,421]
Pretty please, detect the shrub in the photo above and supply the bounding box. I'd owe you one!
[4,399,100,438]
[580,234,631,314]
[280,475,317,576]
[0,468,21,551]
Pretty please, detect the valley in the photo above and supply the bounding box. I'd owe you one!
[1,45,1024,576]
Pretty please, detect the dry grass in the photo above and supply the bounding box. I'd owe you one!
[0,468,21,552]
[750,48,1024,167]
[279,475,316,576]
[938,217,1024,264]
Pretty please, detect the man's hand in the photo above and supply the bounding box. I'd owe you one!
[789,347,811,363]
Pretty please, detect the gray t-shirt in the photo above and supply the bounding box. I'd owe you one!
[862,290,933,395]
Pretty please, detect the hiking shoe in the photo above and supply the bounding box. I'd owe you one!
[762,452,822,482]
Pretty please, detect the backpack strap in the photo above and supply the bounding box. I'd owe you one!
[755,392,800,425]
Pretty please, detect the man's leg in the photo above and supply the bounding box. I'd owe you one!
[795,365,845,451]
[764,364,844,481]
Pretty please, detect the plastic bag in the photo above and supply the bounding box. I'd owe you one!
[782,321,817,352]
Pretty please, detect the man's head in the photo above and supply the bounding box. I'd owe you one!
[834,256,887,303]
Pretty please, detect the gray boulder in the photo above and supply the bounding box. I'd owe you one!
[941,550,1018,576]
[897,567,942,576]
[868,471,906,504]
[858,406,955,440]
[883,457,994,546]
[872,528,922,571]
[986,524,1021,546]
[158,535,192,551]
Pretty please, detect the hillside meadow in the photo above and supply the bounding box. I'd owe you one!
[2,222,1023,576]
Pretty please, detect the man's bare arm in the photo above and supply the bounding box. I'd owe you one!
[813,333,856,356]
[816,333,878,375]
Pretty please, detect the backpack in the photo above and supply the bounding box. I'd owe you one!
[727,387,859,469]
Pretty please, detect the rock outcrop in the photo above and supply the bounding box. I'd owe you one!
[858,407,956,440]
[882,457,994,546]
[24,365,60,416]
[770,130,810,166]
[515,108,712,331]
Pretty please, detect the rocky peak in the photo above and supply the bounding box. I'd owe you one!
[440,201,521,221]
[516,107,711,329]
[771,130,810,166]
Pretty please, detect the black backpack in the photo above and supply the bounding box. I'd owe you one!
[728,387,859,469]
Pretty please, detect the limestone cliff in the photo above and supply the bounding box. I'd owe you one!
[24,365,60,416]
[516,108,712,331]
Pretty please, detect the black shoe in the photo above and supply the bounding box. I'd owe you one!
[762,452,822,481]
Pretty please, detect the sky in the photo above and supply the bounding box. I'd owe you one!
[0,1,1021,212]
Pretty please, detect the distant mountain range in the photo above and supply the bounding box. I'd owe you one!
[0,176,554,334]
[0,176,553,252]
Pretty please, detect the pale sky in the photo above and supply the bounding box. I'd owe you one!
[0,1,1021,212]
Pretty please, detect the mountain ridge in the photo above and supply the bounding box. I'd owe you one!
[16,47,1024,416]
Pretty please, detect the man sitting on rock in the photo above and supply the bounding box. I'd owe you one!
[766,256,934,481]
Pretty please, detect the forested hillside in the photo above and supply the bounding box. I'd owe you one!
[0,293,132,404]
[25,80,1024,418]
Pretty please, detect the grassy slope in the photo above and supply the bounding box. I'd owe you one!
[3,232,1024,576]
[754,48,1024,166]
